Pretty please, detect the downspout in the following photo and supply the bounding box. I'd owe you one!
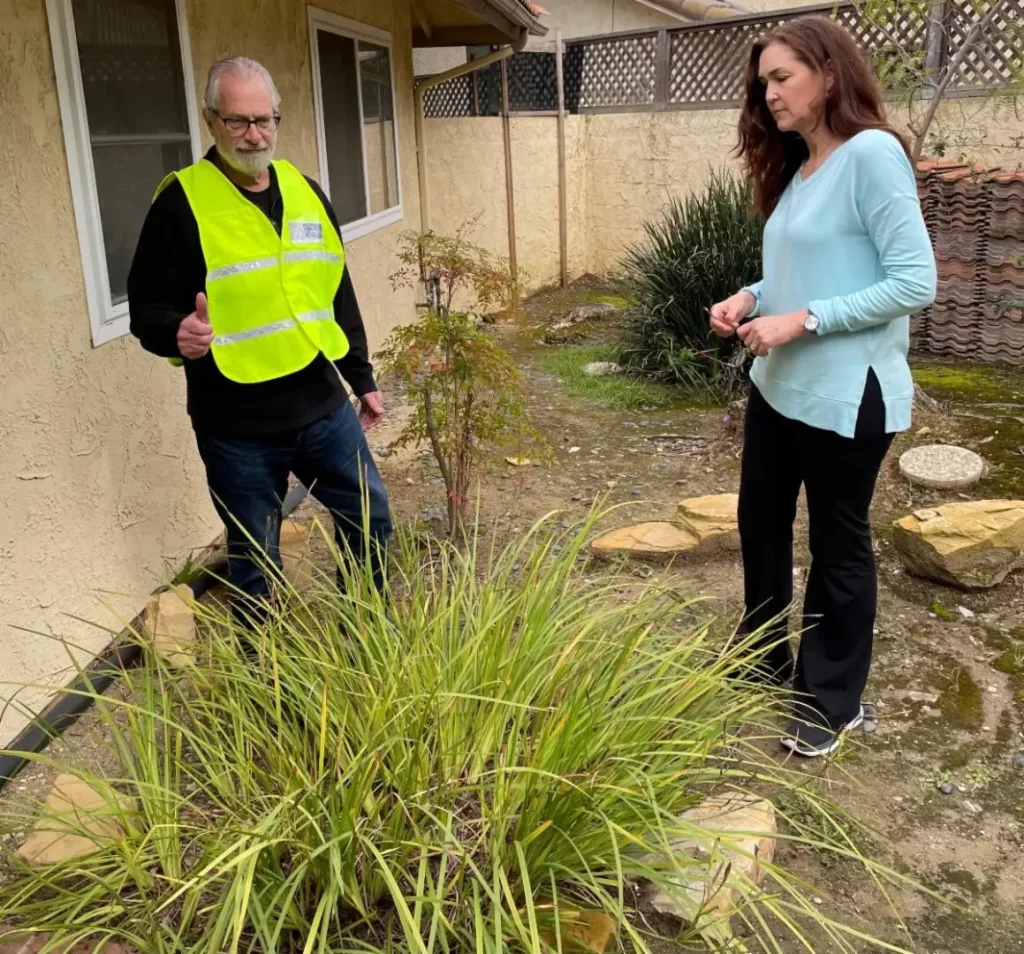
[414,27,530,235]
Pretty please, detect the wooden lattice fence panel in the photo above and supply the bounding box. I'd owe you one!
[418,0,1022,117]
[422,74,473,118]
[573,33,659,109]
[944,0,1024,90]
[508,52,558,111]
[669,21,771,106]
[666,1,929,108]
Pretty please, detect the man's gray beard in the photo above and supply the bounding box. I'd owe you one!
[218,143,274,175]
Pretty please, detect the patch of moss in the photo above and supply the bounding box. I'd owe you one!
[953,414,1024,496]
[996,708,1013,744]
[932,863,985,900]
[994,647,1024,675]
[931,602,959,622]
[537,346,689,411]
[912,361,1024,404]
[981,626,1012,653]
[944,746,974,770]
[934,665,984,730]
[584,293,630,309]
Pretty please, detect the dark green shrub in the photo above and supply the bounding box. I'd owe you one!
[620,172,762,398]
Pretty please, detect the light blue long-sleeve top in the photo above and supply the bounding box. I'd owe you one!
[742,128,937,439]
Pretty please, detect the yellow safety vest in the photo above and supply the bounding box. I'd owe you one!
[154,158,349,383]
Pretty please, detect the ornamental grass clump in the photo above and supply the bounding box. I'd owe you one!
[2,515,915,954]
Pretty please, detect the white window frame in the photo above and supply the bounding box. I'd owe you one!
[308,8,404,243]
[46,0,203,347]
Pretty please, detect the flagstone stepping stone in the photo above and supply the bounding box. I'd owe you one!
[592,522,699,562]
[15,774,134,866]
[677,494,739,552]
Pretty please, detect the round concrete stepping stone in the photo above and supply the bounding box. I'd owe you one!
[899,444,984,490]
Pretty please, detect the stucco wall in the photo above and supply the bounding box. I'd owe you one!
[425,95,1024,283]
[527,0,678,46]
[423,115,587,293]
[0,0,420,747]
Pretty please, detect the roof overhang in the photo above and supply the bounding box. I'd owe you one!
[412,0,548,47]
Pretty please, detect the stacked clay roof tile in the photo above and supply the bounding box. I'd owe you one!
[914,161,1024,367]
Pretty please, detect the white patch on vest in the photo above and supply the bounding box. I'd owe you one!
[289,220,323,244]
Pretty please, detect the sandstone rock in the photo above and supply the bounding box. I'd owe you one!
[0,933,134,954]
[647,792,776,936]
[893,499,1024,589]
[279,520,315,590]
[16,775,134,866]
[540,908,617,953]
[899,444,985,489]
[143,584,196,667]
[592,522,699,562]
[582,361,622,377]
[676,494,740,552]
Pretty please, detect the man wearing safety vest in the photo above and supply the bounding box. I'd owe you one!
[128,57,392,626]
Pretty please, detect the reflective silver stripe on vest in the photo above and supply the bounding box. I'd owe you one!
[207,257,278,281]
[296,309,334,324]
[214,319,296,347]
[213,310,335,347]
[283,250,342,265]
[207,251,339,281]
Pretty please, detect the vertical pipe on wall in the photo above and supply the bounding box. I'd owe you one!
[555,29,568,288]
[500,56,519,309]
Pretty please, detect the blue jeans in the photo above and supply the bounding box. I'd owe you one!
[196,401,392,618]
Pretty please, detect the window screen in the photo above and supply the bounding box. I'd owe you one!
[71,0,193,304]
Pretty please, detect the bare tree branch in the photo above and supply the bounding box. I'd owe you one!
[912,0,1012,161]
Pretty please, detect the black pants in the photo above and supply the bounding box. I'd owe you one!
[738,375,893,728]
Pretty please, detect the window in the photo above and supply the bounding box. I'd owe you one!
[47,0,201,345]
[309,9,402,242]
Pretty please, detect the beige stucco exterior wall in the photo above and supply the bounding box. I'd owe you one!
[580,100,1024,273]
[0,0,419,747]
[581,110,740,274]
[425,94,1023,283]
[529,0,678,44]
[423,115,587,293]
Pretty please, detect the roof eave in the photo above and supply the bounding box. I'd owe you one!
[413,0,547,47]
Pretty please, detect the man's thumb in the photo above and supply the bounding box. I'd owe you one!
[195,292,210,324]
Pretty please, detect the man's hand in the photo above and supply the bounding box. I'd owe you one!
[736,310,808,357]
[177,292,214,359]
[709,291,756,337]
[358,391,385,431]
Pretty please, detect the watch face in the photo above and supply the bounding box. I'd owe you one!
[805,314,820,332]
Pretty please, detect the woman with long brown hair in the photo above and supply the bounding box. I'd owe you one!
[709,17,936,757]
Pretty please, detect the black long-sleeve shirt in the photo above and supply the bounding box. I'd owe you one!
[127,151,376,438]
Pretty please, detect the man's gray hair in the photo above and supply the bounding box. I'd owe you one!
[205,57,281,113]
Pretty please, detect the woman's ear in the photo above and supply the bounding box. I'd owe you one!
[824,62,835,97]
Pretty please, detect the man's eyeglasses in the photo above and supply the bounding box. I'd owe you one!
[209,109,281,134]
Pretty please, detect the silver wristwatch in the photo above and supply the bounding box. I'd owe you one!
[804,312,820,335]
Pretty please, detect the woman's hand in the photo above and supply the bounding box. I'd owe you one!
[736,310,808,356]
[709,291,756,337]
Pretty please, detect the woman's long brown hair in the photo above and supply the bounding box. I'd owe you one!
[737,16,910,218]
